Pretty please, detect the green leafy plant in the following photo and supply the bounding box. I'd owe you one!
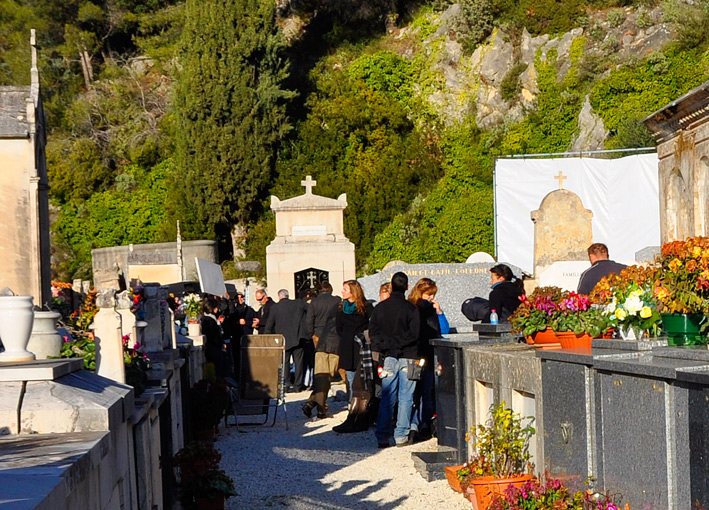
[174,441,222,483]
[190,379,229,432]
[469,402,535,479]
[186,469,237,500]
[54,335,96,371]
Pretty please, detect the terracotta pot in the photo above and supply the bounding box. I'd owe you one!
[445,464,465,493]
[469,474,535,509]
[195,495,225,510]
[526,327,558,345]
[557,331,593,349]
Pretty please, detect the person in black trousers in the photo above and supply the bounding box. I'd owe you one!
[265,289,308,391]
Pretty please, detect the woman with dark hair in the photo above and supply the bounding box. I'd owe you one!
[408,278,450,440]
[201,295,230,377]
[486,263,525,323]
[336,280,373,399]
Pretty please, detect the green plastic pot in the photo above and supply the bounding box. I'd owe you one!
[660,313,708,346]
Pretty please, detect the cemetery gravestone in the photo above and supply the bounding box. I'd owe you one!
[358,262,523,331]
[531,188,593,277]
[539,261,590,291]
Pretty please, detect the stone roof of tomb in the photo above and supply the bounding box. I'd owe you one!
[644,80,709,142]
[0,86,31,138]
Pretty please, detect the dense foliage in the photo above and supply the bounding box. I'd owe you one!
[170,0,293,245]
[3,0,709,280]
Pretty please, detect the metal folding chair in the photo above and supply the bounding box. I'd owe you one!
[225,334,288,430]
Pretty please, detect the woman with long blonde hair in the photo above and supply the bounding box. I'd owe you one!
[408,278,450,440]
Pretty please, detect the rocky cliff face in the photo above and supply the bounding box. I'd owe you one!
[407,4,673,150]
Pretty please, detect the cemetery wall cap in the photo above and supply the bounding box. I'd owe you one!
[0,287,16,296]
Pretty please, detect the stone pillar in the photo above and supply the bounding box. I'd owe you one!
[116,290,137,348]
[93,289,125,384]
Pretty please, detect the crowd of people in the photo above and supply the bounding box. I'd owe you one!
[168,243,625,448]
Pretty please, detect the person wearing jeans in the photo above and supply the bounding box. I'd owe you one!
[377,356,418,446]
[369,272,420,448]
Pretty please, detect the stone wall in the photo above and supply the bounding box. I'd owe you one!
[91,240,218,290]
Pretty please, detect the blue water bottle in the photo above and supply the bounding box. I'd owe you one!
[489,309,499,324]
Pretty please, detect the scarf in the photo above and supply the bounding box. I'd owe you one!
[343,299,358,314]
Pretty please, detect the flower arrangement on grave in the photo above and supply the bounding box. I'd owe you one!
[184,293,203,323]
[510,287,610,339]
[190,379,229,438]
[510,286,564,337]
[590,266,661,339]
[129,286,146,320]
[489,475,631,510]
[461,402,536,508]
[123,333,151,396]
[50,281,73,318]
[174,441,236,506]
[653,236,709,315]
[54,334,96,371]
[70,289,98,333]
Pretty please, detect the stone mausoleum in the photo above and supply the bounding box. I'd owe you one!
[644,80,709,243]
[266,176,356,298]
[0,31,51,305]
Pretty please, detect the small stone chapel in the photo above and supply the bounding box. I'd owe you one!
[0,30,51,305]
[266,176,356,298]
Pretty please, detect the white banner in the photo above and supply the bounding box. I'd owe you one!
[494,153,660,275]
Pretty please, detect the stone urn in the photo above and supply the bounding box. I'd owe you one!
[27,310,63,359]
[0,295,36,362]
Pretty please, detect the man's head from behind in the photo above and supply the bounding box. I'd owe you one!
[587,243,609,264]
[391,271,408,293]
[320,282,333,293]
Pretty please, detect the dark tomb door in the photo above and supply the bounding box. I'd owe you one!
[294,268,329,299]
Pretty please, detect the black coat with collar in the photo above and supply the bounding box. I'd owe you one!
[264,298,307,349]
[306,291,341,354]
[369,291,420,360]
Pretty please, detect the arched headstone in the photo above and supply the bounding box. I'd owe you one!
[465,252,495,263]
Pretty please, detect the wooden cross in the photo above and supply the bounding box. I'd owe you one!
[554,171,567,190]
[301,175,317,194]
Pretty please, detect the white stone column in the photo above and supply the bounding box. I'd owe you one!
[93,289,125,383]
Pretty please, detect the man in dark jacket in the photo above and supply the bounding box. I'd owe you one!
[302,282,341,419]
[265,289,308,391]
[369,272,420,448]
[254,289,274,334]
[577,243,627,295]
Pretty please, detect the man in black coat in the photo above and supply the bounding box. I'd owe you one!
[302,282,341,418]
[577,243,627,295]
[265,289,308,391]
[254,289,274,334]
[369,272,420,448]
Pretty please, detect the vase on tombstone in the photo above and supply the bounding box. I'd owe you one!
[188,322,202,337]
[0,292,36,362]
[27,310,63,359]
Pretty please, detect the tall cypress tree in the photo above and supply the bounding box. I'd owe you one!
[171,0,292,245]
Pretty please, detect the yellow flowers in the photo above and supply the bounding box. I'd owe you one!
[615,308,628,320]
[639,306,652,319]
[669,258,683,272]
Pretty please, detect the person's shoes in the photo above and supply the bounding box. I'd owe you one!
[293,385,306,392]
[396,430,417,447]
[285,385,297,393]
[377,442,391,449]
[302,402,315,418]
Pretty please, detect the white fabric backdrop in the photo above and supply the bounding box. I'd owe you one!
[494,153,660,276]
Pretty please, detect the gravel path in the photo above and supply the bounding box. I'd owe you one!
[216,383,471,510]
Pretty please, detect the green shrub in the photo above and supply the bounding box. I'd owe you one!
[500,62,528,102]
[455,0,494,52]
[607,8,627,27]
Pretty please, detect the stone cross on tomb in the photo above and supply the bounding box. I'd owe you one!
[554,171,567,190]
[301,175,317,194]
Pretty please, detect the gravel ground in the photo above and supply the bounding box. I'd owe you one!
[216,382,471,510]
